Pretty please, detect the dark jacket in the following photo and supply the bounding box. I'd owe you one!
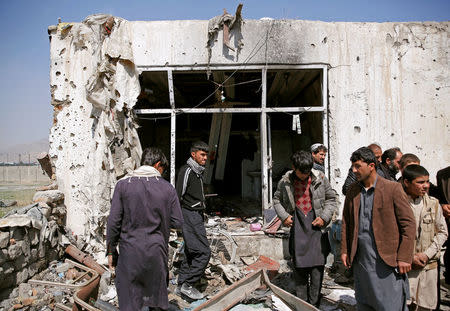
[342,167,357,196]
[107,175,183,310]
[176,164,205,210]
[341,176,416,267]
[377,163,396,181]
[273,168,338,233]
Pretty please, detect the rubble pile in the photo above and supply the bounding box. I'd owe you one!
[0,187,67,302]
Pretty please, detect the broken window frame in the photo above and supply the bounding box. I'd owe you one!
[135,64,329,214]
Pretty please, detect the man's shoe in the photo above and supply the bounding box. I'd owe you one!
[180,283,204,300]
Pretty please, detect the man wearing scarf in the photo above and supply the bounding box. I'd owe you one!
[175,141,210,300]
[273,150,338,307]
[107,147,183,311]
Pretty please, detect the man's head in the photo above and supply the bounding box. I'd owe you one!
[403,164,430,199]
[291,150,313,181]
[141,147,168,174]
[350,147,377,182]
[368,143,382,164]
[381,147,403,174]
[399,153,420,174]
[190,141,209,166]
[311,143,327,165]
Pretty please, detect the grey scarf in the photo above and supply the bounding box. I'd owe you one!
[187,157,205,175]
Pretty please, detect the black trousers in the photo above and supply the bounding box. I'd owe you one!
[294,265,325,307]
[177,208,211,286]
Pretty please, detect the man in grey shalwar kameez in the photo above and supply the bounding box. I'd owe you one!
[107,147,183,311]
[341,147,416,311]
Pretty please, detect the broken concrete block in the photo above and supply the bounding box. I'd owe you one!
[40,207,51,219]
[16,268,29,284]
[8,242,23,260]
[0,231,9,248]
[0,215,32,229]
[18,283,32,299]
[26,207,43,221]
[0,200,17,207]
[33,190,64,204]
[36,182,58,192]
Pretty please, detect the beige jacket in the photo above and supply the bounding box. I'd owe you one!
[407,194,448,309]
[410,194,448,262]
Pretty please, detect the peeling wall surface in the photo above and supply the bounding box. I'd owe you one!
[49,17,449,238]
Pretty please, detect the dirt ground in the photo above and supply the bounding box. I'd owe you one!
[0,182,48,217]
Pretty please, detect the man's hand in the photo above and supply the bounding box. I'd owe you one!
[108,254,116,274]
[341,254,351,269]
[397,261,412,274]
[442,204,450,219]
[312,217,324,227]
[412,253,428,268]
[283,215,293,227]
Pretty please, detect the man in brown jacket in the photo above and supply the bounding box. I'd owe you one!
[341,147,416,311]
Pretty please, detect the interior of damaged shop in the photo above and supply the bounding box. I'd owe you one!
[135,67,326,219]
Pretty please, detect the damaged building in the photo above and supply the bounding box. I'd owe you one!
[46,11,449,254]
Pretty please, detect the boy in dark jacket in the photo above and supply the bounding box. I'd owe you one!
[175,141,210,300]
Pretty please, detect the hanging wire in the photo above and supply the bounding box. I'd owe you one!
[137,21,275,122]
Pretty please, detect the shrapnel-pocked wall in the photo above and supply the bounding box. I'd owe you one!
[48,16,449,240]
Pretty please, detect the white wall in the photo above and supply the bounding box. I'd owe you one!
[49,18,449,235]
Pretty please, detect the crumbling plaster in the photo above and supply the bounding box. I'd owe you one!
[48,17,449,238]
[131,19,449,192]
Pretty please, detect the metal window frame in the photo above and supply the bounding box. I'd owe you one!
[135,64,329,212]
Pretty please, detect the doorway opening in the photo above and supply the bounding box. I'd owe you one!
[134,65,327,218]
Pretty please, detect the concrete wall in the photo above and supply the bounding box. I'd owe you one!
[131,19,449,199]
[48,17,449,235]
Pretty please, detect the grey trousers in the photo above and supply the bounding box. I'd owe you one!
[294,265,324,307]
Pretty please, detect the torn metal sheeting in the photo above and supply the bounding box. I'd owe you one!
[193,269,319,311]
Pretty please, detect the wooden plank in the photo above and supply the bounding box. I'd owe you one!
[205,113,222,184]
[213,72,234,181]
[214,114,232,180]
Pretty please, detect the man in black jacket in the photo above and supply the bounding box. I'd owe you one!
[175,141,210,300]
[377,147,402,181]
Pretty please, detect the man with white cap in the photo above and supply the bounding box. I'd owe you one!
[311,143,327,173]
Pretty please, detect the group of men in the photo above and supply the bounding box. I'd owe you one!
[301,142,449,310]
[106,142,211,310]
[106,140,450,311]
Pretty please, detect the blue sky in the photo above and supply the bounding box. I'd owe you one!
[0,0,448,149]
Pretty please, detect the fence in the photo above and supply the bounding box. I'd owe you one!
[0,166,50,184]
